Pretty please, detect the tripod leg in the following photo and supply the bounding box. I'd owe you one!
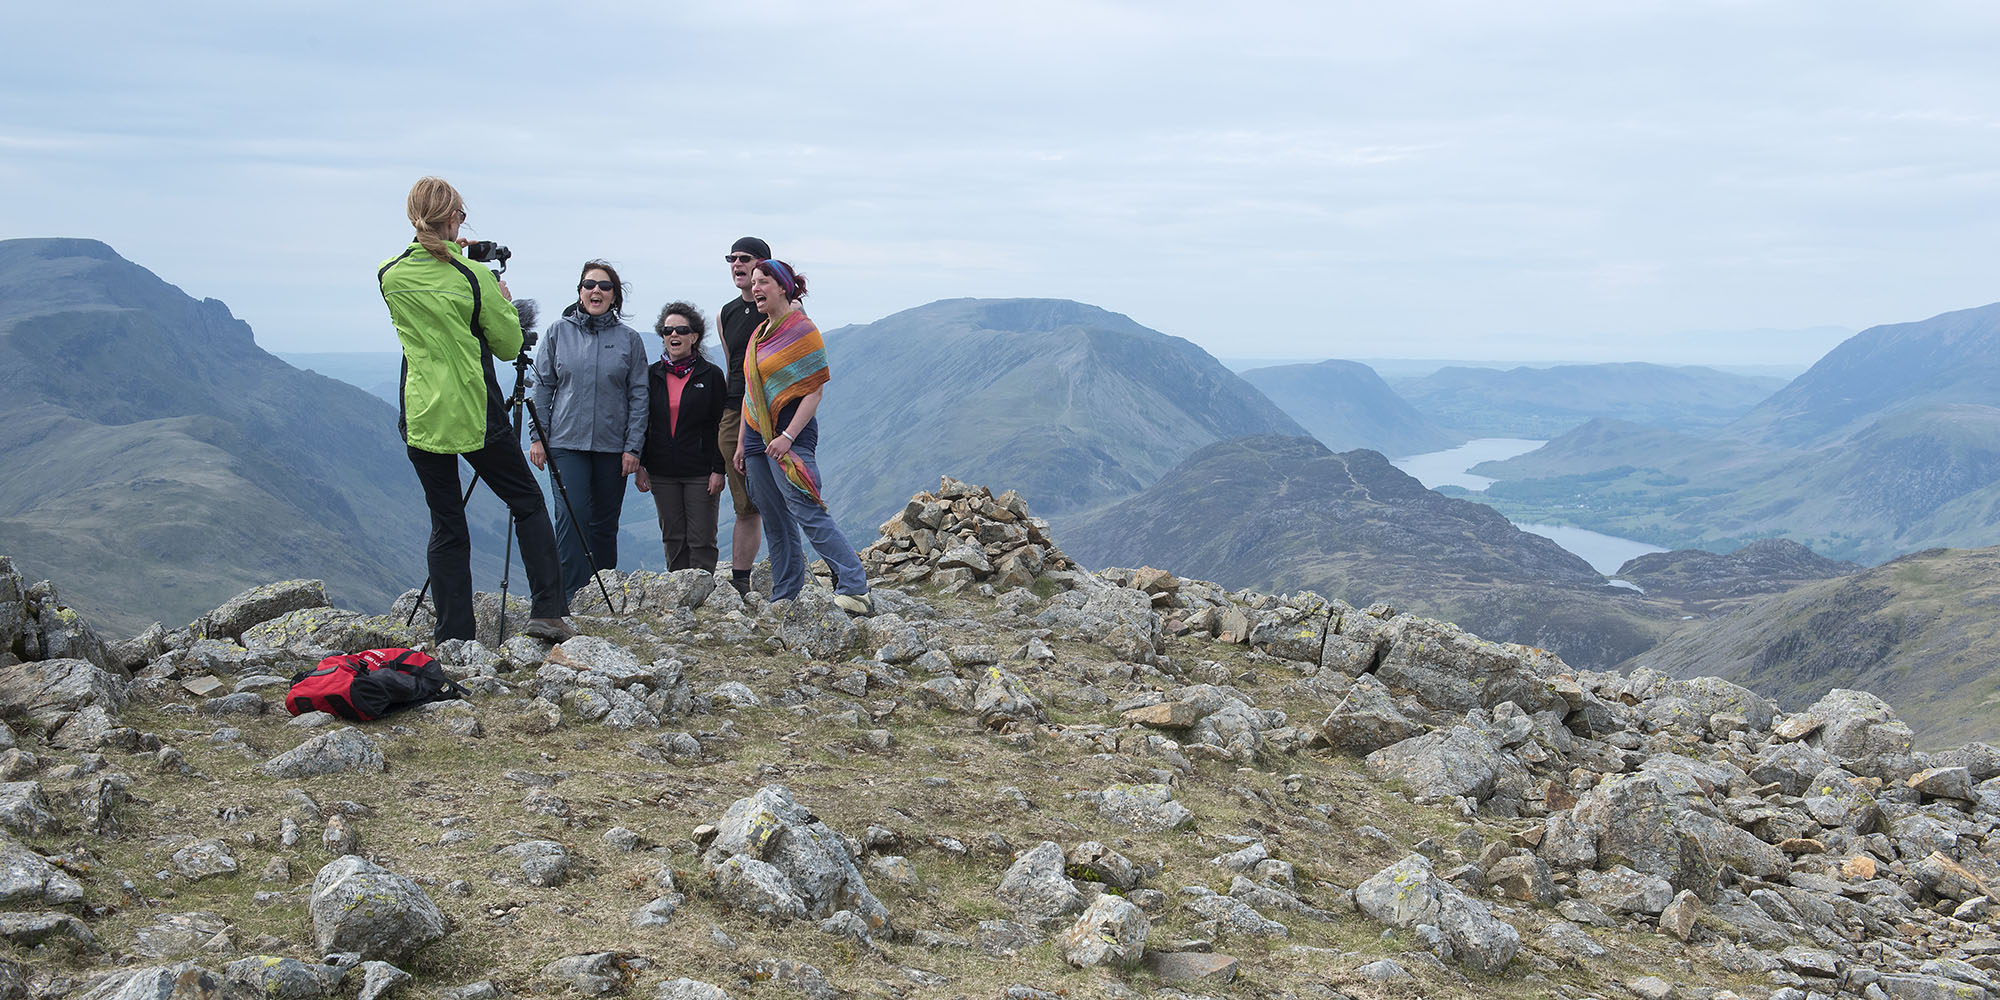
[524,398,624,613]
[497,513,517,645]
[407,471,484,628]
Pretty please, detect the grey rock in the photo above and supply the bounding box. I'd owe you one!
[261,727,383,778]
[972,666,1047,729]
[1663,675,1777,733]
[703,784,888,928]
[1659,889,1703,941]
[711,854,808,923]
[1058,894,1150,967]
[1751,741,1834,796]
[1805,688,1917,780]
[74,962,236,1000]
[243,608,418,653]
[1876,973,1988,1000]
[539,953,628,997]
[654,979,733,1000]
[1185,890,1289,938]
[974,918,1043,956]
[1067,841,1138,890]
[131,911,231,958]
[357,961,411,1000]
[1088,783,1195,832]
[632,894,683,927]
[0,829,84,905]
[996,841,1086,926]
[0,781,57,835]
[0,911,97,949]
[1909,766,1976,802]
[1354,959,1411,981]
[0,657,129,727]
[710,682,760,708]
[1352,853,1520,973]
[1315,673,1424,754]
[497,840,574,887]
[1374,616,1562,714]
[309,855,447,962]
[171,839,239,880]
[1366,725,1527,805]
[1538,919,1606,960]
[774,592,861,659]
[1486,854,1557,904]
[204,580,330,640]
[225,956,332,1000]
[1576,866,1674,915]
[1930,742,2000,783]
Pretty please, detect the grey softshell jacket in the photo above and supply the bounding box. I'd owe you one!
[528,304,649,454]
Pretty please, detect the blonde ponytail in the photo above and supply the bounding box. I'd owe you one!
[406,176,463,263]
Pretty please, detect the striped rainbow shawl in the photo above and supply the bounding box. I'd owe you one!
[743,307,830,507]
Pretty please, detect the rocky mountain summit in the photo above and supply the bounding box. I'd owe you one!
[0,480,1997,1000]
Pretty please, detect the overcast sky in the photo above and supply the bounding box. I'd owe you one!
[4,1,1997,365]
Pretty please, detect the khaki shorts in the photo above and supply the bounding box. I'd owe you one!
[718,407,759,518]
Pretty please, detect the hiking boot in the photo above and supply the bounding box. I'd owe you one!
[833,593,874,616]
[525,617,580,642]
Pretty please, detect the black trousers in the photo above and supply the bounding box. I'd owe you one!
[407,439,568,641]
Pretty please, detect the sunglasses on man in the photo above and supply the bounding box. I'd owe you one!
[723,253,760,264]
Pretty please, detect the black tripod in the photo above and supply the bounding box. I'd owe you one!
[406,305,622,639]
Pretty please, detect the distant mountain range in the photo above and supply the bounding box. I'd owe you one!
[1389,362,1788,438]
[0,238,473,633]
[1466,302,2000,563]
[1237,360,1460,457]
[1626,545,2000,747]
[1057,435,1677,668]
[815,298,1308,534]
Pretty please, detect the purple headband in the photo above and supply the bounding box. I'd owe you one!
[762,259,798,298]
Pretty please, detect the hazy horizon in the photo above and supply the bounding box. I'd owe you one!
[5,3,1996,364]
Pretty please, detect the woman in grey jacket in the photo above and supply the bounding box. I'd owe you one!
[527,259,650,599]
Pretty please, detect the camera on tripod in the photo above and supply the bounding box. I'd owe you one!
[465,240,511,272]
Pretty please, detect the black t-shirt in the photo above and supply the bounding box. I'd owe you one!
[719,296,760,408]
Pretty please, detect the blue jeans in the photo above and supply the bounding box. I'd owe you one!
[548,448,626,599]
[743,444,867,602]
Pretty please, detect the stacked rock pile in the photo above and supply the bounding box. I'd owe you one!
[859,477,1083,594]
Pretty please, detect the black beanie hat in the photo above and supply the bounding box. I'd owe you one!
[731,237,771,260]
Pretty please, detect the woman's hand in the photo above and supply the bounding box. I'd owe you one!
[766,434,793,460]
[635,468,651,493]
[707,472,725,496]
[497,277,512,300]
[528,441,547,470]
[622,452,640,476]
[732,442,746,475]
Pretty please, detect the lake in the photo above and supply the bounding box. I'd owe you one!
[1393,439,1668,578]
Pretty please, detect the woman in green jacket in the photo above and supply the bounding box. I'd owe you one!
[378,176,576,643]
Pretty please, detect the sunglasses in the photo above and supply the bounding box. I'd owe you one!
[659,325,695,335]
[580,279,616,291]
[723,253,758,264]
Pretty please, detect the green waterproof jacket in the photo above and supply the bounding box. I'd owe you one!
[378,241,523,454]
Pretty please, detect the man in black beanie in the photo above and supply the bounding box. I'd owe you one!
[717,237,770,595]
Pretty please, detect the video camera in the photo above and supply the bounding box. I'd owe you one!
[464,240,512,273]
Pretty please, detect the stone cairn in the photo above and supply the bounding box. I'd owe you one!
[860,476,1080,593]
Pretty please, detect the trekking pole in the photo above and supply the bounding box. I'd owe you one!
[522,393,623,614]
[406,473,484,627]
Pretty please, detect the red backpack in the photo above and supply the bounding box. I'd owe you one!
[286,648,468,721]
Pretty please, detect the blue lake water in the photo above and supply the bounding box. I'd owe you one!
[1393,439,1668,578]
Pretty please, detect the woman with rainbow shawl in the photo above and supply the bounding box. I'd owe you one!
[730,258,872,614]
